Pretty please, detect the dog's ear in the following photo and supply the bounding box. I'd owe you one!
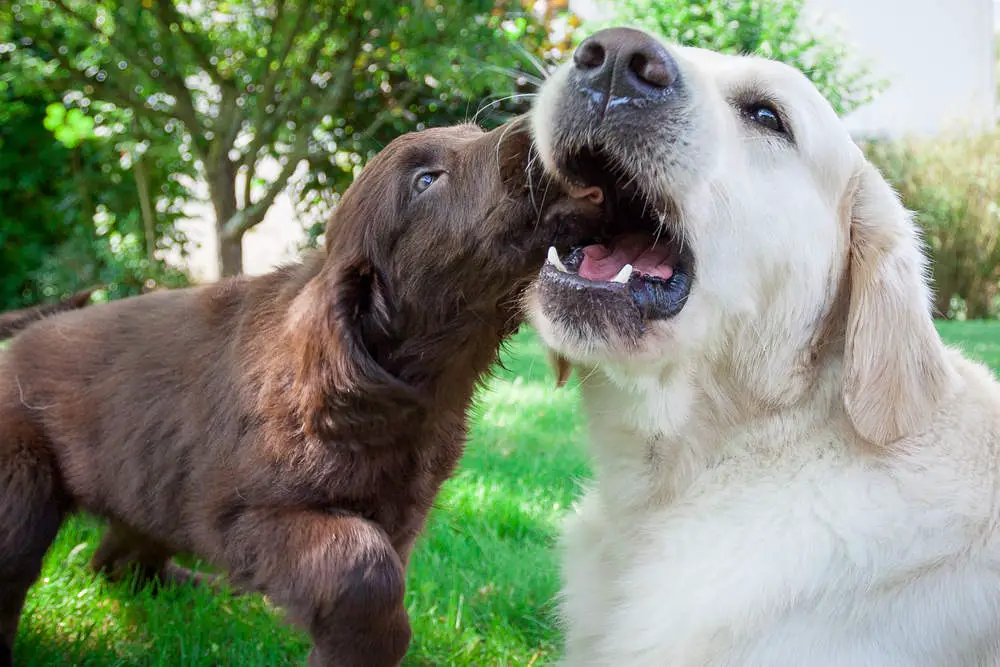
[547,349,573,388]
[842,161,956,447]
[289,256,422,441]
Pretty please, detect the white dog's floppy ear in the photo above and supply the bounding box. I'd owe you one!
[843,162,956,447]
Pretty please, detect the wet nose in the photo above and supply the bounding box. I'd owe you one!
[572,27,679,104]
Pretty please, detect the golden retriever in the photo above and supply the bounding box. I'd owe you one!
[528,26,1000,666]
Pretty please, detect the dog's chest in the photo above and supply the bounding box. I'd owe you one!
[563,445,1000,667]
[316,427,465,547]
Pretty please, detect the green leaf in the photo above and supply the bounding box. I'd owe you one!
[42,103,65,131]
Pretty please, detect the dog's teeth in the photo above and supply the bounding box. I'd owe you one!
[547,246,568,273]
[611,264,633,283]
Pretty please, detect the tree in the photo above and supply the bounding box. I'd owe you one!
[7,0,546,276]
[0,82,191,310]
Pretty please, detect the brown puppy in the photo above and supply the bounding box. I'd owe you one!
[0,289,96,339]
[0,120,602,667]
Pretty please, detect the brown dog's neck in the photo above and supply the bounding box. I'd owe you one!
[258,255,516,446]
[366,305,517,413]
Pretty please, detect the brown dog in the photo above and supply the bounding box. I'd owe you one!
[0,120,602,667]
[0,289,95,340]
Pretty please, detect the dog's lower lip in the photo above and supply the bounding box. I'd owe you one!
[540,260,632,292]
[542,242,692,321]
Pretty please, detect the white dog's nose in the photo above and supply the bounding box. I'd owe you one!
[572,27,679,104]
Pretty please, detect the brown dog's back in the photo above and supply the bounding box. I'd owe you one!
[0,290,96,340]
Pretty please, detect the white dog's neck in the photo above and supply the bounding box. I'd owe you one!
[577,350,854,514]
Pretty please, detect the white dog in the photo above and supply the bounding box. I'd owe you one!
[528,26,1000,666]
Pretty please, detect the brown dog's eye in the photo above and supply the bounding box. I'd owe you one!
[746,104,785,134]
[413,171,442,194]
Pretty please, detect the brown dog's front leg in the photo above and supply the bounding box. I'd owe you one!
[221,508,410,667]
[91,521,219,591]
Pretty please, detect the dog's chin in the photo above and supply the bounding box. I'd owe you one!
[531,145,695,362]
[526,290,684,369]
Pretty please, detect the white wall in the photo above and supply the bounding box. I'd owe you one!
[804,0,995,139]
[171,157,312,282]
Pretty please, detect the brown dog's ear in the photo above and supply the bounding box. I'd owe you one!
[547,349,573,388]
[842,162,956,447]
[288,257,423,441]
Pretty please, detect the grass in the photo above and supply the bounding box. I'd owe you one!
[15,321,1000,666]
[937,319,1000,369]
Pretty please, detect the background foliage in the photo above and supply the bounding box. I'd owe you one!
[0,86,191,308]
[4,0,549,279]
[867,130,1000,320]
[863,36,1000,320]
[584,0,884,116]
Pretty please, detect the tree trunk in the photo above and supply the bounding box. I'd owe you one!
[133,153,157,263]
[209,159,242,277]
[218,230,244,277]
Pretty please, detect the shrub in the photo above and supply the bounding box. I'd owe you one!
[0,92,191,310]
[866,131,1000,319]
[579,0,883,116]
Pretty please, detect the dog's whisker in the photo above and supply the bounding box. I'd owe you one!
[512,42,553,82]
[474,93,539,125]
[532,168,555,231]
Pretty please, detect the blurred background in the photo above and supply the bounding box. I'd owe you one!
[2,0,997,319]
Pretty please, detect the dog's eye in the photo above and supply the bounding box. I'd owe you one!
[413,171,442,194]
[746,104,785,134]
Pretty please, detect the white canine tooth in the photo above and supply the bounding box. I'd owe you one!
[611,264,633,283]
[547,246,568,273]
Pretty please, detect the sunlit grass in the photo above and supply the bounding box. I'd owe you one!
[15,321,1000,665]
[937,319,1000,372]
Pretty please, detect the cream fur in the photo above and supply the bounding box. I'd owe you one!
[528,35,1000,666]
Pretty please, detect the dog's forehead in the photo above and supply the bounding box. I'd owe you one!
[678,45,824,102]
[677,43,856,164]
[384,124,484,157]
[417,123,484,141]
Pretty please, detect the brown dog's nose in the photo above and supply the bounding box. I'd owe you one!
[572,27,679,104]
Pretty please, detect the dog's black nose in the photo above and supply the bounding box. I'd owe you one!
[572,27,679,104]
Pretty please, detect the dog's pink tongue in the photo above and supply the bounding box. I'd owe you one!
[578,235,675,281]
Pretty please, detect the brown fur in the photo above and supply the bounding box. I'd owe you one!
[0,289,96,340]
[0,120,602,667]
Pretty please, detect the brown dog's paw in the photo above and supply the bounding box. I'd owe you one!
[92,552,223,595]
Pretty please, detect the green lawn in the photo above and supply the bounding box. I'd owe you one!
[15,321,1000,666]
[937,319,1000,370]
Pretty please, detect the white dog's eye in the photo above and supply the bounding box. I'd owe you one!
[746,104,785,134]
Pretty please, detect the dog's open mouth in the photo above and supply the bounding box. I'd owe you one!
[541,146,694,322]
